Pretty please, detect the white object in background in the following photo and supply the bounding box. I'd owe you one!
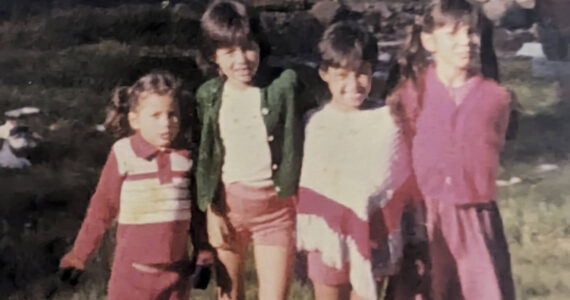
[0,141,31,168]
[5,107,40,118]
[516,42,546,58]
[95,124,106,132]
[0,120,16,139]
[378,52,391,63]
[496,176,522,187]
[536,164,559,173]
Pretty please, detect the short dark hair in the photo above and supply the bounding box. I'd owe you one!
[198,0,270,76]
[318,21,378,71]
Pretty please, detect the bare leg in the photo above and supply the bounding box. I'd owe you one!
[216,245,248,300]
[254,245,294,300]
[314,282,352,300]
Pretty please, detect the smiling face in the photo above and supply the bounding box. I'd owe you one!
[319,61,373,111]
[422,22,476,74]
[128,93,180,149]
[214,41,260,88]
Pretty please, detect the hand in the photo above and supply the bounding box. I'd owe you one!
[206,206,234,250]
[60,251,85,270]
[196,249,215,265]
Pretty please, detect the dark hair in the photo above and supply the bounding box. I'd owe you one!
[104,71,193,145]
[387,0,480,138]
[318,21,378,72]
[198,0,270,77]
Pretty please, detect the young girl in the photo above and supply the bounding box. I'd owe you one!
[387,1,516,299]
[60,71,203,300]
[296,21,416,300]
[195,1,305,299]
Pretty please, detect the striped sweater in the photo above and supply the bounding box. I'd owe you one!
[72,134,192,265]
[297,104,414,300]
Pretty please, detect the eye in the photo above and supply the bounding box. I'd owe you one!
[168,112,179,121]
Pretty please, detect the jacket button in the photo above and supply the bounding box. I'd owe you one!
[261,107,269,115]
[275,186,281,193]
[272,164,278,170]
[445,176,452,185]
[267,135,274,142]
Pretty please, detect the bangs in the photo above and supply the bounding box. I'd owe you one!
[201,1,253,49]
[319,22,378,71]
[322,47,370,71]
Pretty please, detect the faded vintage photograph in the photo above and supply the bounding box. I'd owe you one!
[1,0,569,300]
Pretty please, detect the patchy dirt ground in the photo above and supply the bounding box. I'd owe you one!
[0,2,569,300]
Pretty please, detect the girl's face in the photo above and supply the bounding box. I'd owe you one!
[214,41,260,88]
[128,93,180,149]
[319,62,373,111]
[422,22,476,74]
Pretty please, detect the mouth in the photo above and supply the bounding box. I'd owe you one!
[160,133,171,140]
[345,92,366,102]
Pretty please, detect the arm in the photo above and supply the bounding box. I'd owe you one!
[61,150,122,269]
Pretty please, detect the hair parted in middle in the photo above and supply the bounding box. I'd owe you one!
[318,21,378,72]
[198,0,271,77]
[386,0,482,139]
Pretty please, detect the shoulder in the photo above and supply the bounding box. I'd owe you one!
[478,77,510,108]
[196,77,224,103]
[369,106,399,133]
[303,104,327,126]
[267,68,298,90]
[111,137,132,154]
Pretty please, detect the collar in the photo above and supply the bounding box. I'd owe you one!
[130,133,189,160]
[426,63,482,104]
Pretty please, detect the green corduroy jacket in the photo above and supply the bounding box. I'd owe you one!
[195,68,307,211]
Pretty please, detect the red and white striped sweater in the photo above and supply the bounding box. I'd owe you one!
[71,134,192,265]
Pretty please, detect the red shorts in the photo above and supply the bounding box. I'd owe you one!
[223,182,296,249]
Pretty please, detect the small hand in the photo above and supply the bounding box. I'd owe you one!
[196,249,215,265]
[59,251,85,270]
[206,206,234,250]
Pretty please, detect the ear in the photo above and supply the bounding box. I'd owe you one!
[318,68,330,83]
[420,32,436,53]
[128,112,140,131]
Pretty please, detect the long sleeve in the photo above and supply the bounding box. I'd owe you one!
[71,150,123,264]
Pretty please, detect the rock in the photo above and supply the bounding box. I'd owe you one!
[0,140,31,169]
[515,0,535,9]
[367,2,393,19]
[500,4,535,30]
[516,42,545,58]
[4,106,40,119]
[310,1,345,26]
[482,0,512,23]
[536,163,559,173]
[264,11,324,56]
[496,176,522,187]
[532,57,570,79]
[172,1,205,20]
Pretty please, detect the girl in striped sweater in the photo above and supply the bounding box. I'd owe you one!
[59,71,211,300]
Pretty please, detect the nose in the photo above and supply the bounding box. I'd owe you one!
[345,72,360,90]
[455,29,471,47]
[159,114,170,128]
[233,48,247,64]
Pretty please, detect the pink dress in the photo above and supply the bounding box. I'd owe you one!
[396,65,515,300]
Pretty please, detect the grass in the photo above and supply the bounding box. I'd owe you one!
[1,3,570,300]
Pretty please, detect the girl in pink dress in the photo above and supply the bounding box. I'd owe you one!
[387,1,516,300]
